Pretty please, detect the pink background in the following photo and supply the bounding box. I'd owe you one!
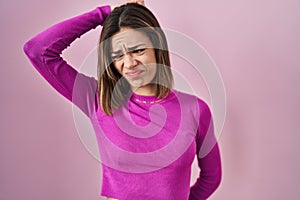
[1,0,300,199]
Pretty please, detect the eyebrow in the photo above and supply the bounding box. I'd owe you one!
[111,44,146,55]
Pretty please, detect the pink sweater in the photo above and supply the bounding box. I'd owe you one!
[23,5,222,200]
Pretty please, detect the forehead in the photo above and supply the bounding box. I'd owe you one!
[111,28,153,50]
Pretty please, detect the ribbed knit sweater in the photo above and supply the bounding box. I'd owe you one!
[23,5,222,200]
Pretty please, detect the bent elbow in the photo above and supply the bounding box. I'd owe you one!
[23,39,39,60]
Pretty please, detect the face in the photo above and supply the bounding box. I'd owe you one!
[111,28,157,93]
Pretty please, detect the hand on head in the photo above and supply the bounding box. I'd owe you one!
[125,0,145,6]
[111,0,145,11]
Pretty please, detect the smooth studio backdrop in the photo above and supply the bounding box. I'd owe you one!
[1,0,300,199]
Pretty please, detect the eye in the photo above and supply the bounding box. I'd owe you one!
[111,54,124,61]
[132,48,146,54]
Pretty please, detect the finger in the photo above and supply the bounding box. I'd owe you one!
[131,0,145,6]
[137,0,145,5]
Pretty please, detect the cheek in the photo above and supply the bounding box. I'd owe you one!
[113,62,122,74]
[148,51,157,64]
[149,65,157,80]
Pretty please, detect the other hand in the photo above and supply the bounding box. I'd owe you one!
[111,0,145,11]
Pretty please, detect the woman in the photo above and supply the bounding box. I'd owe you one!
[23,1,222,199]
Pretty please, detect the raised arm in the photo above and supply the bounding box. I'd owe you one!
[189,100,222,200]
[23,5,111,117]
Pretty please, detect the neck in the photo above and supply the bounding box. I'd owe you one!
[131,84,157,96]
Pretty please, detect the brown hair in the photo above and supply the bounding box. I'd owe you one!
[97,3,173,115]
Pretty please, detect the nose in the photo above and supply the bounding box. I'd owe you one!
[123,53,137,69]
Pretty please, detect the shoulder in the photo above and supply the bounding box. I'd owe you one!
[171,89,211,112]
[171,90,212,124]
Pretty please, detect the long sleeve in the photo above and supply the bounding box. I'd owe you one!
[189,100,222,200]
[23,5,111,117]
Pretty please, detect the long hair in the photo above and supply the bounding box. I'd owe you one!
[97,3,173,115]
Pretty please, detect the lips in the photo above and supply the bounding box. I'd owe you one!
[126,70,144,78]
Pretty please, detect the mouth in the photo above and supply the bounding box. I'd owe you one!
[125,70,144,78]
